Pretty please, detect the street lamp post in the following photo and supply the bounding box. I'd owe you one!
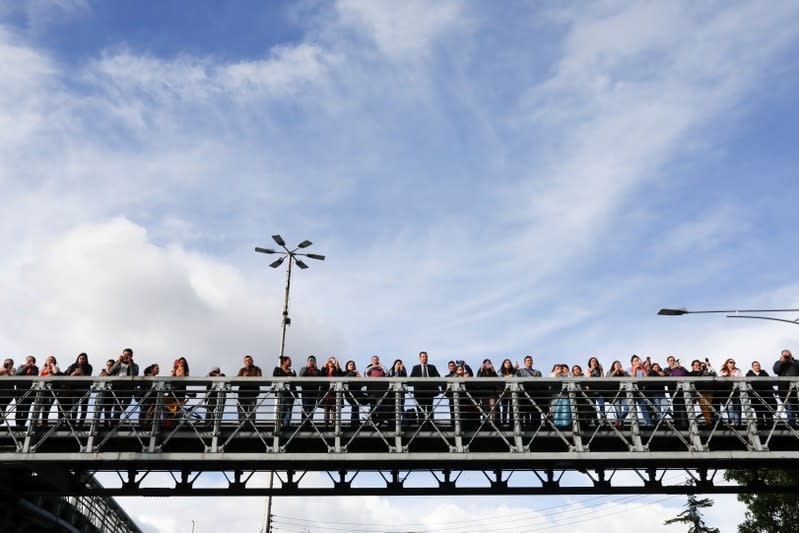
[254,234,324,533]
[255,235,325,358]
[658,307,799,325]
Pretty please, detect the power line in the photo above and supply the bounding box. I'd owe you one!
[270,491,683,533]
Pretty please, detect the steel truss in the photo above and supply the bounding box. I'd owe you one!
[2,376,799,497]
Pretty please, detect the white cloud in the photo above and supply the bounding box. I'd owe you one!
[334,0,464,60]
[86,42,332,105]
[0,218,341,370]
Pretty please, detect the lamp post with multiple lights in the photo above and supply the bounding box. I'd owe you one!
[255,235,325,358]
[255,234,325,533]
[658,307,799,325]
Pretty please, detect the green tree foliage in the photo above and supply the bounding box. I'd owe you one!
[664,493,720,533]
[724,469,799,533]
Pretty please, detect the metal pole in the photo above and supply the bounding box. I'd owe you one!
[264,475,274,533]
[268,255,292,533]
[279,256,293,358]
[256,236,324,533]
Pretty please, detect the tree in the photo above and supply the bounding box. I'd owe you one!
[724,468,799,533]
[664,493,720,533]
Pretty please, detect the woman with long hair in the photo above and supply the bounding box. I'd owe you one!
[498,358,516,426]
[387,358,408,425]
[476,358,499,423]
[64,353,93,427]
[718,358,742,426]
[273,356,297,429]
[34,355,61,427]
[586,356,606,423]
[170,357,190,399]
[343,360,364,425]
[321,356,344,426]
[606,360,629,428]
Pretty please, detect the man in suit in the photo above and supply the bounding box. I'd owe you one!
[410,351,441,421]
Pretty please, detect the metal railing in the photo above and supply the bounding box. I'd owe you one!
[1,375,798,496]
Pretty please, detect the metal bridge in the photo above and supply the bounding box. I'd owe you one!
[2,376,799,497]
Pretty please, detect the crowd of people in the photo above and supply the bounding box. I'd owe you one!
[1,348,799,431]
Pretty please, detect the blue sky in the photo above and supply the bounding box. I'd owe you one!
[3,0,799,531]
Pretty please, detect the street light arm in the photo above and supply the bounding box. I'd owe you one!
[658,307,799,316]
[727,315,799,325]
[255,247,276,254]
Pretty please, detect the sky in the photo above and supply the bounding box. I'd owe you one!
[2,0,799,531]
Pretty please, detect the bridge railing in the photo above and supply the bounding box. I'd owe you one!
[1,375,797,456]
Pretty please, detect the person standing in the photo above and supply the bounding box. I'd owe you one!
[515,355,544,428]
[108,348,139,423]
[586,356,606,423]
[663,355,689,429]
[320,356,344,426]
[364,355,389,425]
[298,355,322,424]
[627,355,652,427]
[410,351,441,423]
[773,349,799,425]
[236,355,262,423]
[138,363,161,428]
[343,360,364,425]
[273,356,296,430]
[476,358,500,423]
[204,366,226,427]
[498,359,517,426]
[687,359,715,426]
[0,359,16,425]
[64,353,93,427]
[718,358,742,425]
[96,359,115,428]
[747,361,777,426]
[15,356,39,428]
[34,355,61,428]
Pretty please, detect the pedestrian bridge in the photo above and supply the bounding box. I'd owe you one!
[1,376,798,497]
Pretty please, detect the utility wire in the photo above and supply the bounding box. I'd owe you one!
[270,491,682,533]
